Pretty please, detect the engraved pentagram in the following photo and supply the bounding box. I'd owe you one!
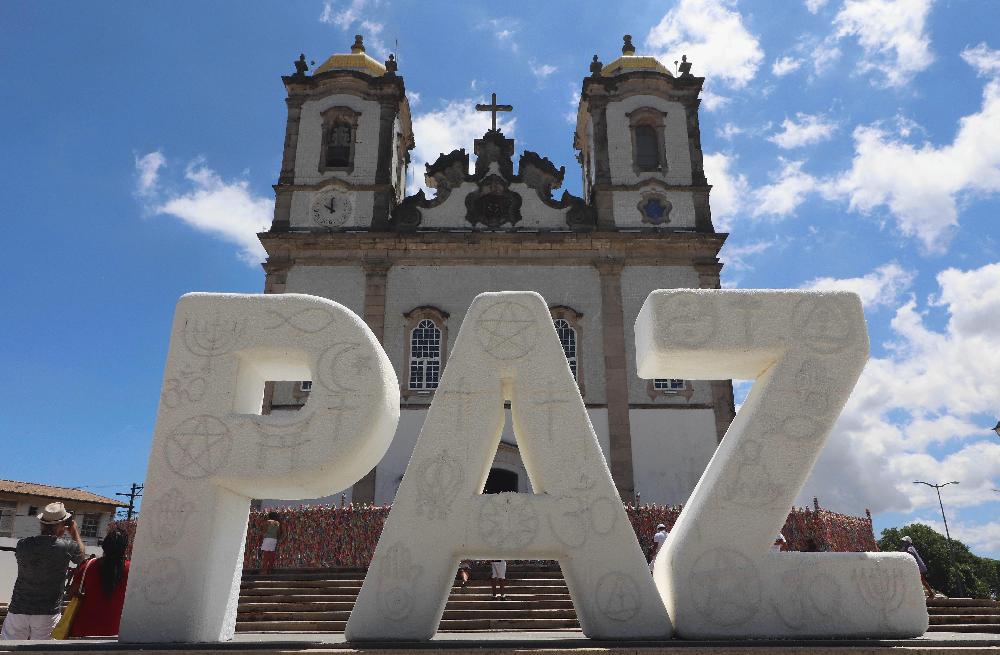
[689,548,761,626]
[596,572,641,622]
[475,301,538,360]
[164,415,232,479]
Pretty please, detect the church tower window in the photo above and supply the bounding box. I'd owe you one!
[628,107,667,174]
[403,306,449,395]
[319,106,360,172]
[653,378,685,391]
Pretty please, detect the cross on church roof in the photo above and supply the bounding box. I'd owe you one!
[475,92,513,131]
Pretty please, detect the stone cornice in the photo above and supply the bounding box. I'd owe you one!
[258,230,727,267]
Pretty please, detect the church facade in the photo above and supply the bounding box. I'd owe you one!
[258,35,735,507]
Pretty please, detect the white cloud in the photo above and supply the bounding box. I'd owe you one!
[810,39,842,74]
[703,152,750,232]
[530,61,558,81]
[135,154,273,264]
[565,86,581,125]
[319,0,366,28]
[802,262,915,309]
[408,100,516,195]
[805,0,829,13]
[319,1,389,59]
[822,62,1000,252]
[771,56,803,77]
[913,517,1000,555]
[134,151,165,196]
[716,122,744,140]
[961,42,1000,77]
[752,158,818,217]
[645,0,764,89]
[833,0,935,87]
[799,261,1000,519]
[700,87,731,112]
[769,112,837,149]
[482,18,520,53]
[406,90,421,107]
[721,239,775,271]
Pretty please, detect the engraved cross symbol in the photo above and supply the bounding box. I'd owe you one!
[475,92,513,131]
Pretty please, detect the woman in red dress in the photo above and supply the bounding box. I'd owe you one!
[68,528,130,637]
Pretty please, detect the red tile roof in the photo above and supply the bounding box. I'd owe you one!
[0,480,127,507]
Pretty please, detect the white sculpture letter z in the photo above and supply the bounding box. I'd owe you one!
[347,292,671,640]
[636,290,928,639]
[120,293,399,642]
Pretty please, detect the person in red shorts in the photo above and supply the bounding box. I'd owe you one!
[67,528,130,637]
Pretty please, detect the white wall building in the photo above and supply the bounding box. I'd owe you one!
[259,36,735,507]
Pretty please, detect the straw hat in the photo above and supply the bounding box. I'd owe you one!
[37,502,71,525]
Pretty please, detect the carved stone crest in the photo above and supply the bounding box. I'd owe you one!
[465,174,522,228]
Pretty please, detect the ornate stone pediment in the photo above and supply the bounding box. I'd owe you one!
[465,174,522,228]
[390,127,595,232]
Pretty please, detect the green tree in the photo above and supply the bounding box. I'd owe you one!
[879,523,999,599]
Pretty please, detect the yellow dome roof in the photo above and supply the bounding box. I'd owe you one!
[601,54,673,77]
[314,35,387,77]
[600,34,673,77]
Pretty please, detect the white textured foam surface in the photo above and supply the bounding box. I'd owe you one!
[636,289,928,639]
[346,292,672,640]
[119,293,399,642]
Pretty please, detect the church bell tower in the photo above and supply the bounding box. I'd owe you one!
[270,36,414,233]
[574,36,712,232]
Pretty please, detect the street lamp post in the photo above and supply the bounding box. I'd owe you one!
[913,480,965,598]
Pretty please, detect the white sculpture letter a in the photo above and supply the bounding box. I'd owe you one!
[347,292,672,640]
[120,293,399,642]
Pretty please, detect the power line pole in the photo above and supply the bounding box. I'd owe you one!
[116,483,144,520]
[913,480,965,598]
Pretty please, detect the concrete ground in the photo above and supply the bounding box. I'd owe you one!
[1,631,999,654]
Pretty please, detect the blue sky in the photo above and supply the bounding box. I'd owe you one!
[2,1,999,557]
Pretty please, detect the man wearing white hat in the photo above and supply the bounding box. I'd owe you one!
[0,503,86,640]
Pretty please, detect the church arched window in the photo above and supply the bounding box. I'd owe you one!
[326,123,353,167]
[554,318,577,379]
[634,125,660,171]
[320,106,360,172]
[409,319,441,391]
[403,306,449,395]
[628,107,667,174]
[550,306,585,393]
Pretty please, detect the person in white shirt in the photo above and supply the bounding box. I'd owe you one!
[770,533,787,553]
[490,560,507,599]
[649,524,669,572]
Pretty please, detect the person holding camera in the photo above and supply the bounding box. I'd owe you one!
[0,502,86,640]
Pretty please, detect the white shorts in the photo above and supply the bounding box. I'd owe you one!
[1,612,60,640]
[261,537,278,552]
[491,560,507,579]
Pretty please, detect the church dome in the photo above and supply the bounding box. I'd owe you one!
[314,35,387,77]
[600,35,673,77]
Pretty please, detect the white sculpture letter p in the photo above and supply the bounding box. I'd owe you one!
[120,293,399,642]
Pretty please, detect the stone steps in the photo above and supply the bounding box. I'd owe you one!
[236,564,580,633]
